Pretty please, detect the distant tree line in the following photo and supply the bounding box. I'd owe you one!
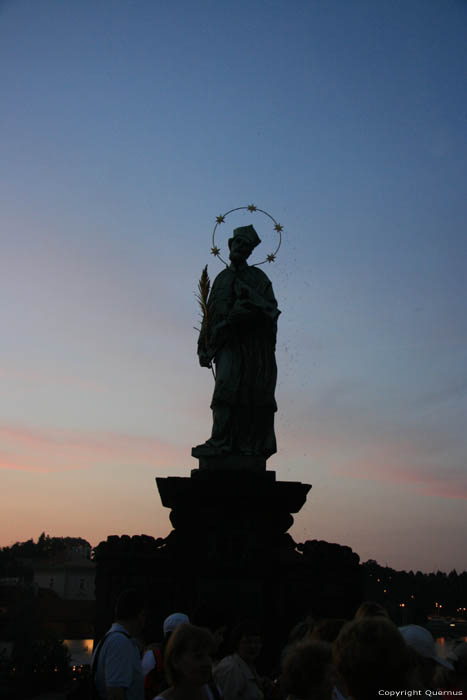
[0,532,91,582]
[363,559,467,622]
[1,534,466,620]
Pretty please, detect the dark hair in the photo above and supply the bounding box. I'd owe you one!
[354,601,389,620]
[164,624,215,686]
[114,589,145,621]
[190,605,225,632]
[312,618,347,643]
[282,640,334,699]
[333,618,410,700]
[229,620,262,652]
[287,616,314,645]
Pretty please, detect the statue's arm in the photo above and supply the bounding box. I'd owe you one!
[197,331,212,367]
[230,278,280,324]
[197,275,226,366]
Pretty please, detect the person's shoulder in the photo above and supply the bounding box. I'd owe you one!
[104,629,133,651]
[213,654,236,671]
[249,266,270,280]
[244,266,271,286]
[213,267,232,281]
[107,626,131,640]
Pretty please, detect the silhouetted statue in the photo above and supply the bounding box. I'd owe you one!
[193,225,280,460]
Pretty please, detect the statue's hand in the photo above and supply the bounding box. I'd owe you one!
[211,319,228,343]
[198,352,211,368]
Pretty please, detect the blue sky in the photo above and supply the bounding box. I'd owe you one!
[1,0,466,573]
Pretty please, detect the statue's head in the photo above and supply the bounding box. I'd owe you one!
[228,225,261,265]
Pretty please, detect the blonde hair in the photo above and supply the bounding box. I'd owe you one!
[164,623,215,686]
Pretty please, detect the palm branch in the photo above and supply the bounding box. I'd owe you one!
[195,265,211,335]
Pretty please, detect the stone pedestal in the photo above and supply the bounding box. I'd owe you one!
[154,463,313,659]
[94,462,363,667]
[157,467,310,538]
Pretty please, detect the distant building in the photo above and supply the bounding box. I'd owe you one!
[32,542,95,600]
[0,577,21,587]
[1,538,95,648]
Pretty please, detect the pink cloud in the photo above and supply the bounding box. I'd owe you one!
[0,423,186,473]
[332,446,467,501]
[277,418,467,501]
[0,457,49,473]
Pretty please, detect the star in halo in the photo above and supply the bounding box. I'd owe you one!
[247,204,257,212]
[216,215,225,224]
[266,253,276,263]
[211,246,221,256]
[274,223,283,232]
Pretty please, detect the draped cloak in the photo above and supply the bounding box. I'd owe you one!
[197,262,280,457]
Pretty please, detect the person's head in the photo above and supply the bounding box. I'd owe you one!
[190,606,227,656]
[354,601,389,621]
[114,589,147,637]
[228,226,261,265]
[161,613,190,658]
[333,617,410,700]
[282,640,334,700]
[311,618,347,644]
[287,617,314,645]
[399,625,453,689]
[230,620,262,663]
[164,612,190,637]
[164,623,215,687]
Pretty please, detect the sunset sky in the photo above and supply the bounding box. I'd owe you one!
[1,0,466,573]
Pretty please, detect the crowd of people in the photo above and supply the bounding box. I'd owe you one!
[91,590,467,700]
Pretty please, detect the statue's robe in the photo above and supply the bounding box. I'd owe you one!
[198,262,280,457]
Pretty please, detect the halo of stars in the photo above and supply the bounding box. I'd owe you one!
[211,204,284,266]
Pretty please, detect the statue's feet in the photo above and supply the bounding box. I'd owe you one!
[192,442,230,457]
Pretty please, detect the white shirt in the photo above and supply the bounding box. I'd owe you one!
[93,622,144,700]
[214,653,263,700]
[142,649,157,676]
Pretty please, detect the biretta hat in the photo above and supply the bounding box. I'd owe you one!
[230,225,261,249]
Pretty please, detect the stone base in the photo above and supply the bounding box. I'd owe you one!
[94,468,363,664]
[191,450,266,472]
[156,468,310,537]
